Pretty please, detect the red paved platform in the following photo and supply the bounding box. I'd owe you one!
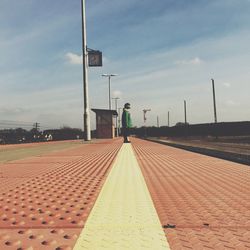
[1,138,250,249]
[132,138,250,249]
[0,139,122,250]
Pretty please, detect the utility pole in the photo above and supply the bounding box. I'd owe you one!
[211,79,217,123]
[112,97,120,137]
[33,122,40,132]
[102,74,118,110]
[81,0,91,141]
[108,76,111,110]
[168,111,170,127]
[157,116,159,127]
[184,100,187,125]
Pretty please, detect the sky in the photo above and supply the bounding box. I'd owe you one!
[1,0,250,130]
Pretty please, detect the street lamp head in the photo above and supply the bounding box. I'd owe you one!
[101,73,118,77]
[102,73,118,110]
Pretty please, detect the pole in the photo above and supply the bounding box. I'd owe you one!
[157,116,159,127]
[81,0,91,141]
[143,109,151,137]
[115,99,118,136]
[168,111,170,127]
[112,97,119,136]
[102,74,117,109]
[118,107,122,136]
[184,100,187,124]
[143,110,147,137]
[212,79,217,123]
[108,76,111,110]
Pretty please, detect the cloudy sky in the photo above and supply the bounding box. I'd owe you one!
[1,0,250,129]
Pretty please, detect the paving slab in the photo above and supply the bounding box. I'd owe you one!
[73,144,170,250]
[132,138,250,249]
[1,137,250,249]
[0,139,122,250]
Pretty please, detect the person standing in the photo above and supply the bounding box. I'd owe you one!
[122,103,132,143]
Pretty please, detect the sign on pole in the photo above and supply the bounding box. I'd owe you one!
[88,50,102,67]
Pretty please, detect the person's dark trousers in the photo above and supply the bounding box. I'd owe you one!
[122,127,130,143]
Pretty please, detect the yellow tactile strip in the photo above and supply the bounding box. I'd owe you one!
[73,144,170,250]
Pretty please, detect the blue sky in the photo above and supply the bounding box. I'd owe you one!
[1,0,250,129]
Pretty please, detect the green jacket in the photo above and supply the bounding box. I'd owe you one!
[122,109,132,128]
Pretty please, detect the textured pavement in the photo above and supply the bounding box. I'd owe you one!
[74,144,170,250]
[0,139,122,250]
[132,138,250,249]
[0,138,250,249]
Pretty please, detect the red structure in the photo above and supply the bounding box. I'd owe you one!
[92,109,118,139]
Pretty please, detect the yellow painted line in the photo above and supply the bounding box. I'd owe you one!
[73,144,170,250]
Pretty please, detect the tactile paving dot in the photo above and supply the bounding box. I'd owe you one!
[0,228,80,249]
[0,139,122,249]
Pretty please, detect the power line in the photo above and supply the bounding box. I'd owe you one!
[0,120,79,131]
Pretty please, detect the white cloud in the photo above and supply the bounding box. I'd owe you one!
[0,107,30,115]
[65,52,82,65]
[222,82,231,87]
[175,57,203,65]
[225,100,239,106]
[102,56,110,64]
[112,90,122,98]
[1,1,250,128]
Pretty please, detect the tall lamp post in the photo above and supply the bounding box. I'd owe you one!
[81,0,91,141]
[102,74,118,110]
[143,109,151,137]
[112,97,120,137]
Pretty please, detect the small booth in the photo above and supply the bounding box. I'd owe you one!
[92,109,118,139]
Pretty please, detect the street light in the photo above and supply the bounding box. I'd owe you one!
[143,109,151,137]
[143,109,151,124]
[102,74,118,109]
[81,0,91,141]
[112,97,120,137]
